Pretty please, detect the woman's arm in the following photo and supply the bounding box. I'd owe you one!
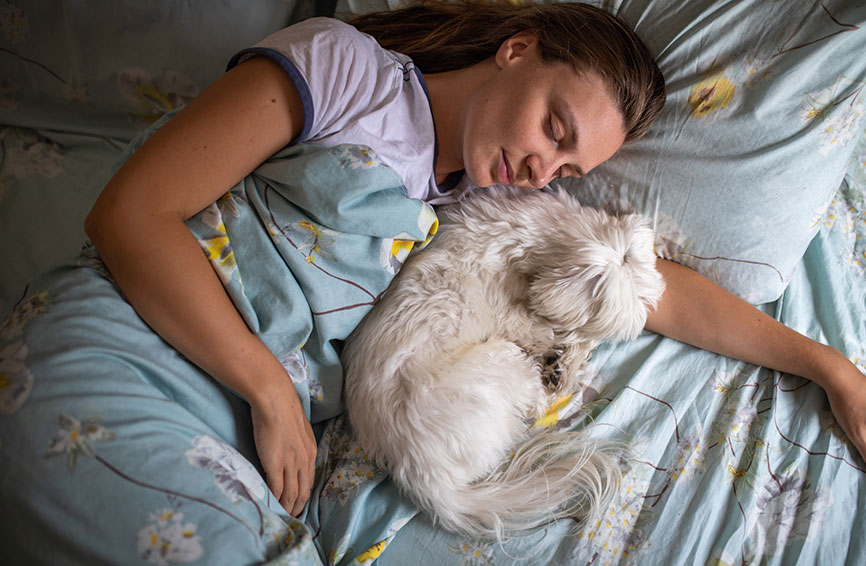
[647,258,866,461]
[85,56,316,516]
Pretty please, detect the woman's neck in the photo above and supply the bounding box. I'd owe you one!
[424,59,496,183]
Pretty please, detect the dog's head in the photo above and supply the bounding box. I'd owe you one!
[527,207,665,344]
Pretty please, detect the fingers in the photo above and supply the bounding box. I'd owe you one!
[290,426,318,516]
[280,466,300,515]
[265,458,284,505]
[267,430,317,517]
[249,382,318,516]
[289,462,312,517]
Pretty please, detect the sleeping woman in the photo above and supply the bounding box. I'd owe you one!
[3,0,865,542]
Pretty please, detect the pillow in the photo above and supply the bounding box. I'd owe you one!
[568,0,866,303]
[336,0,866,303]
[0,0,304,139]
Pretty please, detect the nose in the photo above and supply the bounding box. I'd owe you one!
[526,152,558,189]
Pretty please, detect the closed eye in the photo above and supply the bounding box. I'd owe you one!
[547,115,559,142]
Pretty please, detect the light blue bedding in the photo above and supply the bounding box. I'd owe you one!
[0,117,436,565]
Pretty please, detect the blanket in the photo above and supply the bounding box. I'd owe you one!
[0,112,437,565]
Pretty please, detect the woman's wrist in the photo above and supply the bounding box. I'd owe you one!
[798,342,852,391]
[205,330,295,410]
[239,363,296,411]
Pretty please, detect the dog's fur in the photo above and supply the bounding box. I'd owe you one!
[342,187,665,540]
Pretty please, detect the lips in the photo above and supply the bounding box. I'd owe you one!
[499,149,513,185]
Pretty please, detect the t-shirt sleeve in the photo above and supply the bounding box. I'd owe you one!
[226,18,397,145]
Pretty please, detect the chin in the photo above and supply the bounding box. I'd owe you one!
[342,187,666,543]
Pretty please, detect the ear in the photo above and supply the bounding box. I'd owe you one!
[494,31,538,69]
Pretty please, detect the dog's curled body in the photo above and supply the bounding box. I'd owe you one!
[342,187,665,540]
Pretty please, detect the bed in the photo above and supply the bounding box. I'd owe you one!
[1,0,864,565]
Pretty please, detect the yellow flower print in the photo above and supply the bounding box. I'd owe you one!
[118,69,199,128]
[421,217,439,248]
[379,238,415,274]
[417,205,439,249]
[199,225,237,285]
[535,393,575,428]
[355,539,388,563]
[293,220,339,264]
[727,465,748,480]
[197,200,241,285]
[688,72,736,118]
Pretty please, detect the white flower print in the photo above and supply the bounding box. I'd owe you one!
[149,508,186,529]
[44,414,116,471]
[819,107,863,157]
[328,533,353,566]
[185,435,265,503]
[333,145,381,170]
[670,435,707,482]
[801,85,834,123]
[137,509,204,565]
[1,291,50,339]
[278,351,308,384]
[309,378,323,403]
[0,341,33,414]
[448,540,495,566]
[262,511,307,559]
[3,131,64,179]
[118,68,199,128]
[572,461,654,565]
[801,77,865,156]
[63,79,91,105]
[318,417,385,506]
[749,469,833,555]
[849,134,866,189]
[324,456,379,507]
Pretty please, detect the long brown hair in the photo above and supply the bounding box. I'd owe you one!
[350,1,665,143]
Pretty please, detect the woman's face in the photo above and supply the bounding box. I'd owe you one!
[461,34,626,189]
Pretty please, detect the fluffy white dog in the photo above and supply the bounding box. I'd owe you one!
[342,187,665,541]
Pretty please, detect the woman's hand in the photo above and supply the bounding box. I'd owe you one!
[250,375,317,517]
[819,350,866,463]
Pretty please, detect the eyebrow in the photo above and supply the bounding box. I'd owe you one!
[556,98,586,177]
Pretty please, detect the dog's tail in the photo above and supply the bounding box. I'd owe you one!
[418,424,625,542]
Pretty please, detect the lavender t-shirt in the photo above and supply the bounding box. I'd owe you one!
[228,17,459,204]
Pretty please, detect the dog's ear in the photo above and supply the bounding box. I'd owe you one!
[528,212,665,342]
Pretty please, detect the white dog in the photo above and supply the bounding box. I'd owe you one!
[342,187,665,541]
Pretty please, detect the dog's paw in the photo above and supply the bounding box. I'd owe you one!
[540,349,564,391]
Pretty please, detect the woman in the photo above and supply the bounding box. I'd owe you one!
[84,0,866,520]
